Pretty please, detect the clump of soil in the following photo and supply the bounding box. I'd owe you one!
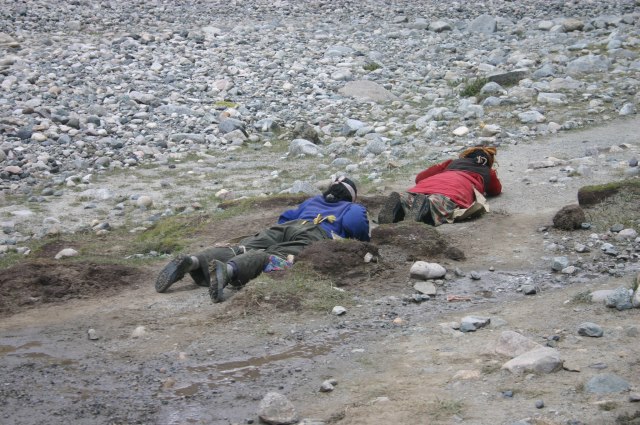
[372,222,452,261]
[0,260,146,317]
[553,204,586,230]
[295,239,380,283]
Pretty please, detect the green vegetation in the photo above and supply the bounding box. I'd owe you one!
[426,398,464,420]
[131,213,212,254]
[578,179,640,231]
[459,77,488,98]
[363,62,381,72]
[231,264,352,314]
[599,401,618,411]
[571,290,593,304]
[213,100,239,109]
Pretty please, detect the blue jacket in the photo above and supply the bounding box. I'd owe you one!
[278,195,370,242]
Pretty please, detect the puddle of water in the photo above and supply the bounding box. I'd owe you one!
[0,341,43,356]
[160,341,340,399]
[187,342,333,380]
[174,383,201,397]
[20,352,76,366]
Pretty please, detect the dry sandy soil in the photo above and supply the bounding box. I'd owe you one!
[1,118,640,425]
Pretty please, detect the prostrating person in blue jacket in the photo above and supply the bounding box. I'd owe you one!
[155,176,370,303]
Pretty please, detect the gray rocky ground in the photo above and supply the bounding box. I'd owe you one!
[1,1,640,425]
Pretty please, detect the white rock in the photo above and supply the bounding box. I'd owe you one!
[136,195,153,208]
[414,281,437,296]
[54,248,79,260]
[502,347,563,374]
[131,326,147,338]
[331,306,346,316]
[258,392,299,425]
[87,329,99,340]
[452,126,469,136]
[410,261,446,280]
[615,228,638,240]
[591,289,615,303]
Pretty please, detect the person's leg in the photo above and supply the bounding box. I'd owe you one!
[208,223,328,302]
[416,194,457,226]
[410,194,431,223]
[155,246,244,293]
[378,191,405,224]
[208,251,271,302]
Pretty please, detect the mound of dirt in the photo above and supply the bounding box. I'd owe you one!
[372,222,463,261]
[0,261,146,317]
[295,239,380,283]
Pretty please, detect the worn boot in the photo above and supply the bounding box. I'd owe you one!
[410,194,431,223]
[155,254,194,293]
[378,191,405,224]
[208,260,230,303]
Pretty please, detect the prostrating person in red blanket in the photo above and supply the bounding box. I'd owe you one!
[378,146,502,226]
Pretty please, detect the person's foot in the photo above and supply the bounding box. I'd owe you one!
[410,194,430,223]
[378,191,404,224]
[155,254,193,293]
[208,260,230,303]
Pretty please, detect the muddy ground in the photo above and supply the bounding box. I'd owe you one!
[1,118,640,425]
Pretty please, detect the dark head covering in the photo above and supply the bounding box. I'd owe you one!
[323,176,357,203]
[459,146,497,168]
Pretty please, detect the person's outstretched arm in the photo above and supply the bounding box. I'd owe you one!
[415,159,452,183]
[278,198,312,223]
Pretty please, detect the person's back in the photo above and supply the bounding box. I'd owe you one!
[279,193,370,241]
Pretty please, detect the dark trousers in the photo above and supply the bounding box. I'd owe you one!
[195,220,328,284]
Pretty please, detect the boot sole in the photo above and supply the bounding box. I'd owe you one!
[155,255,191,293]
[208,260,227,303]
[378,191,403,224]
[411,194,429,222]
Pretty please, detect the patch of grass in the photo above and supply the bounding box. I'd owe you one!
[363,62,381,72]
[0,250,30,270]
[571,290,593,304]
[131,213,212,254]
[426,398,464,420]
[213,100,239,109]
[481,361,502,375]
[459,77,488,98]
[599,401,619,411]
[584,188,640,231]
[231,264,352,314]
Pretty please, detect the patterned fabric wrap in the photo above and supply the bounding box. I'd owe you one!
[405,194,459,226]
[263,254,293,272]
[423,194,458,226]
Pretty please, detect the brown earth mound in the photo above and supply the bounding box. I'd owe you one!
[295,239,380,283]
[0,261,146,317]
[372,222,459,261]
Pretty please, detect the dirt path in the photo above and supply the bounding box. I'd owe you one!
[1,117,639,425]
